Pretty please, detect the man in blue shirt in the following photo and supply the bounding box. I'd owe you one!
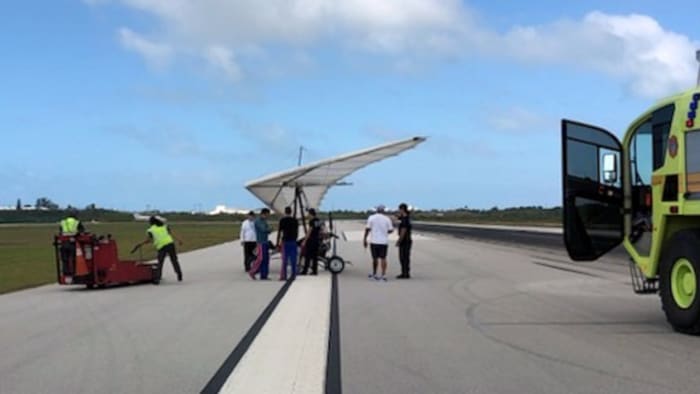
[249,208,272,280]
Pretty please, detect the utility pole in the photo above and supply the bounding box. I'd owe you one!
[298,146,304,166]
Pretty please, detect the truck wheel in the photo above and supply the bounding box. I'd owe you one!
[659,230,700,334]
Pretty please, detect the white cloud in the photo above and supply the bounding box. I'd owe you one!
[112,0,468,51]
[204,46,242,81]
[98,0,470,80]
[495,12,698,97]
[118,27,172,69]
[96,2,698,97]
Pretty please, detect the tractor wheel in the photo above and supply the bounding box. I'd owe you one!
[659,230,700,334]
[327,256,345,274]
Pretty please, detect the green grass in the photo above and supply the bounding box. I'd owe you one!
[0,222,239,294]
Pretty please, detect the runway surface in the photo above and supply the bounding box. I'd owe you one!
[2,221,700,394]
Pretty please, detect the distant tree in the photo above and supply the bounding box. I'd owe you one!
[36,197,59,210]
[85,203,97,211]
[16,199,21,211]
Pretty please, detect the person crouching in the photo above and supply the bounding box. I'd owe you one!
[134,216,184,282]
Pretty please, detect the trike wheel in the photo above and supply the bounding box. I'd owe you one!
[327,256,345,274]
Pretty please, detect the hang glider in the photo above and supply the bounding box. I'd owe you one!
[245,136,426,214]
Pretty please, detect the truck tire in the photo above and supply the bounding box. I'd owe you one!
[659,230,700,335]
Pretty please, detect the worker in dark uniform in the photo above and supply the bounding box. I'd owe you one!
[134,216,184,282]
[301,208,322,275]
[58,210,85,276]
[396,203,413,279]
[277,206,299,281]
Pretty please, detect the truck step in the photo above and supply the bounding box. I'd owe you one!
[629,259,659,294]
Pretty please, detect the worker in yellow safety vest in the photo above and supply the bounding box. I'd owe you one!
[59,210,85,235]
[133,216,184,282]
[58,210,85,276]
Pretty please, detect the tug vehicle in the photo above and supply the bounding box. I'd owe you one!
[55,233,160,288]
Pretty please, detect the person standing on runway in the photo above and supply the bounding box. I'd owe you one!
[276,206,299,280]
[301,208,322,275]
[395,203,413,279]
[363,204,394,282]
[240,211,257,272]
[248,208,272,280]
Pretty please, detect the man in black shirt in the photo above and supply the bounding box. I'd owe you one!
[277,206,299,280]
[396,203,412,279]
[301,208,322,275]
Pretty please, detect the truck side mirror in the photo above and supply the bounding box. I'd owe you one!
[602,153,618,184]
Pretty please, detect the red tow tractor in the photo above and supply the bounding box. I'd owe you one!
[54,233,160,289]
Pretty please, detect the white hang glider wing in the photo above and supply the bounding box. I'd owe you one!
[245,136,426,213]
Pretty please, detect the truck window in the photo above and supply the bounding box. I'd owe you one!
[652,104,674,170]
[566,122,621,183]
[567,140,598,181]
[630,120,653,185]
[688,130,700,195]
[688,131,700,172]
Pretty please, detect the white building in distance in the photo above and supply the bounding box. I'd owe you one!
[209,205,250,215]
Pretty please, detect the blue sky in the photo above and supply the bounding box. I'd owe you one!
[1,0,699,212]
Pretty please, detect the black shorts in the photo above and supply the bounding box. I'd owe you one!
[370,244,388,259]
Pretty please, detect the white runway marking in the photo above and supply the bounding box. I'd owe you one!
[341,230,434,242]
[220,275,331,394]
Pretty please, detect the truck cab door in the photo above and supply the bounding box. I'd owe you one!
[562,120,624,261]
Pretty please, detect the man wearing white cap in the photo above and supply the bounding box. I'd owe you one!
[363,204,394,281]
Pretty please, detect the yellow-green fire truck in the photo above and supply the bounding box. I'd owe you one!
[562,77,700,333]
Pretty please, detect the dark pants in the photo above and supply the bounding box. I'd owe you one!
[399,242,412,276]
[157,243,182,279]
[60,243,76,276]
[302,242,319,275]
[243,241,257,271]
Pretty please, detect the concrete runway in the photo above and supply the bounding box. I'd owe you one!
[2,221,700,393]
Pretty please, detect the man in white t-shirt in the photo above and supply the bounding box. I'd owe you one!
[363,204,394,282]
[240,211,257,272]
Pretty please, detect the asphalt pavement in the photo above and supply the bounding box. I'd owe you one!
[338,223,700,394]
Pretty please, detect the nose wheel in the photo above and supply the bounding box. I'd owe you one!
[327,256,345,274]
